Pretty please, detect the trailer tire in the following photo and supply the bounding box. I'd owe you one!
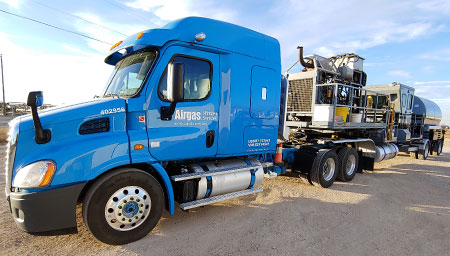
[337,147,358,182]
[436,140,443,156]
[418,141,430,160]
[310,149,338,188]
[82,168,164,245]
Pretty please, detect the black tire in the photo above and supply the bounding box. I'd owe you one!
[82,168,164,245]
[436,140,443,156]
[310,149,339,188]
[337,147,358,182]
[418,142,430,160]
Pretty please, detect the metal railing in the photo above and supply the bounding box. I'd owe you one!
[315,83,390,127]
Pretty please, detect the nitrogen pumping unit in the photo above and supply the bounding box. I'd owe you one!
[4,17,445,244]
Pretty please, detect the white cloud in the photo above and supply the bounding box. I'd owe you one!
[0,0,20,9]
[388,70,411,78]
[314,47,337,58]
[73,12,148,53]
[416,0,450,15]
[124,0,236,23]
[125,0,191,21]
[414,80,450,85]
[0,32,113,105]
[319,22,437,56]
[420,48,450,61]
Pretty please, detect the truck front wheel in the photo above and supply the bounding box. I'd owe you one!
[82,168,164,245]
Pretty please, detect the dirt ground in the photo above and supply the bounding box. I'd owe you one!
[1,143,449,256]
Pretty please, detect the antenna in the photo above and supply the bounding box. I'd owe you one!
[0,54,5,116]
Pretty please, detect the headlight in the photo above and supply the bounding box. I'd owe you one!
[13,161,56,188]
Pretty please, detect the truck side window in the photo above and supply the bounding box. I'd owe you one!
[159,56,211,101]
[401,93,407,108]
[408,94,413,110]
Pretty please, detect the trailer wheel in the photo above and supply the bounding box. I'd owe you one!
[418,142,430,160]
[310,149,339,188]
[436,140,443,156]
[82,168,164,245]
[337,147,358,182]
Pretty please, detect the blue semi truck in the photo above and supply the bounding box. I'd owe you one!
[5,17,444,244]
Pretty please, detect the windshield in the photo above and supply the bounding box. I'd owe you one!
[103,50,156,97]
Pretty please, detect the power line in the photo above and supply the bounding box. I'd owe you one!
[101,0,157,27]
[30,0,129,37]
[0,9,113,45]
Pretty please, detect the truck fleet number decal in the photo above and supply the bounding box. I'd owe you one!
[100,107,125,115]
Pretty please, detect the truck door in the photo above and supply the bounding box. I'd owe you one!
[147,46,219,161]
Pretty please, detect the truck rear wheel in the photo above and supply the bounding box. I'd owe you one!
[310,149,338,188]
[337,147,358,182]
[436,140,443,156]
[418,142,430,160]
[82,168,164,245]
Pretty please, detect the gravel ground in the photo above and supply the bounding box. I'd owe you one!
[1,143,449,256]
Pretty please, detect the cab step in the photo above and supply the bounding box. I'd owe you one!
[171,164,268,182]
[179,187,263,210]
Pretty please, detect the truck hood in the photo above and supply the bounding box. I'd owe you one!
[19,98,126,132]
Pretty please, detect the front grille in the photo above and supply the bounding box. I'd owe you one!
[287,78,314,112]
[5,121,19,193]
[79,117,110,135]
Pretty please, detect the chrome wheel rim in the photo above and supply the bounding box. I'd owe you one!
[105,186,151,231]
[424,144,429,158]
[322,158,336,181]
[438,143,442,154]
[346,154,356,176]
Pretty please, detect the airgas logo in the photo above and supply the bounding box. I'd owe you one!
[174,110,218,122]
[174,110,202,121]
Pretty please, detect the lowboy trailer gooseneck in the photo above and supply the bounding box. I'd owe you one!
[5,17,444,244]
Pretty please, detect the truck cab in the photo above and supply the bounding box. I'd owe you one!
[6,17,281,244]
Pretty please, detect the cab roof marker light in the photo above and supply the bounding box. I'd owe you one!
[110,40,123,51]
[137,32,144,39]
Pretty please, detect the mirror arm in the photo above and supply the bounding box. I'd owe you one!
[31,105,51,144]
[160,102,178,121]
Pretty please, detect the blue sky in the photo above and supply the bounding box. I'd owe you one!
[0,0,449,124]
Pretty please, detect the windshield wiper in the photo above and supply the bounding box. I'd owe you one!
[103,93,121,99]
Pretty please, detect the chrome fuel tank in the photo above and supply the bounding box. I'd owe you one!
[188,158,264,200]
[375,143,399,162]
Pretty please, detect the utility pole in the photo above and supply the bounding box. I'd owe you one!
[0,54,5,115]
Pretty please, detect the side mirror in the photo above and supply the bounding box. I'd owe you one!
[27,91,44,107]
[161,62,184,121]
[167,62,184,103]
[27,91,51,144]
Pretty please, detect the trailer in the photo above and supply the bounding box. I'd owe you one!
[366,83,444,159]
[5,17,444,245]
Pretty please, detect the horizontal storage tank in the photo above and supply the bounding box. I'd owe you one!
[413,96,442,125]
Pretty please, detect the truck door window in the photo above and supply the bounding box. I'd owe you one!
[159,56,211,101]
